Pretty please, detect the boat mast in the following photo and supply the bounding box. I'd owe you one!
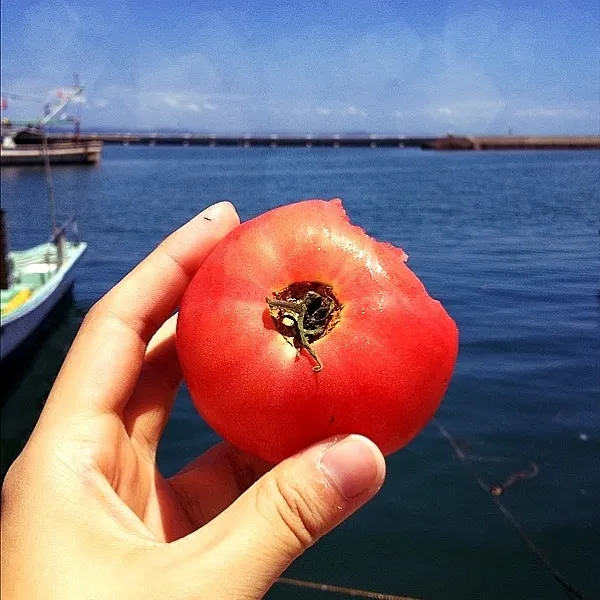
[39,75,83,269]
[38,77,84,128]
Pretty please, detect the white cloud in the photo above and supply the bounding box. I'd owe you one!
[426,106,453,118]
[515,107,590,119]
[423,101,505,120]
[344,105,367,117]
[163,95,179,107]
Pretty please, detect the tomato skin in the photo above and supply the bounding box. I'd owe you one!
[177,199,458,463]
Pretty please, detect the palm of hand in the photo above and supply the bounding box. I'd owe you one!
[98,409,192,543]
[64,313,268,545]
[93,389,266,544]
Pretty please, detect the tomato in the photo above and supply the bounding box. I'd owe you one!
[177,199,458,463]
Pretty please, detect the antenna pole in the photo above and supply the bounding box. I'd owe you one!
[42,131,63,268]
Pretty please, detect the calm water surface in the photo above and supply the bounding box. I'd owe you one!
[1,147,599,599]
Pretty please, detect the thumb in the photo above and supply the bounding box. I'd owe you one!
[174,435,385,598]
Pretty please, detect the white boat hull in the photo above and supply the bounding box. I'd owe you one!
[1,243,87,362]
[1,142,103,166]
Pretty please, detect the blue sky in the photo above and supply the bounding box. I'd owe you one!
[1,0,599,134]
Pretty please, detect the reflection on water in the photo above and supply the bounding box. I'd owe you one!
[0,297,86,478]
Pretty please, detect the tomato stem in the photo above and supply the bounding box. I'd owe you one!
[266,283,341,372]
[266,296,323,371]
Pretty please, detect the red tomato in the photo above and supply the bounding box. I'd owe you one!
[177,199,458,463]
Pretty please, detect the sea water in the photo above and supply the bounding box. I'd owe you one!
[1,147,598,599]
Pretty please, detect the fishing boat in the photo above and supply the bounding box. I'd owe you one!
[1,118,87,364]
[1,79,103,166]
[1,127,103,166]
[0,211,87,363]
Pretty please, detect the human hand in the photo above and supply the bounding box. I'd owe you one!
[1,201,386,600]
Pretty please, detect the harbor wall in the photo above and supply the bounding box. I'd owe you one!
[43,133,600,150]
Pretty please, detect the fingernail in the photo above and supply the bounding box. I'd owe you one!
[319,435,382,499]
[198,201,233,221]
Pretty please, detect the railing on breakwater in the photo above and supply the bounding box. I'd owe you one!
[71,133,429,148]
[42,133,600,150]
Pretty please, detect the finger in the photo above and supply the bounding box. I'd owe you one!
[170,435,385,598]
[124,314,181,456]
[165,442,272,534]
[42,202,239,425]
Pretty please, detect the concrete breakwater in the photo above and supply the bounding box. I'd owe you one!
[45,133,600,150]
[422,135,600,150]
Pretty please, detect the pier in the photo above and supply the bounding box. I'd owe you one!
[43,133,600,150]
[69,133,430,148]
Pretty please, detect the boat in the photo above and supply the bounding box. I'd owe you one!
[0,210,87,363]
[1,80,103,166]
[1,119,88,364]
[1,127,103,165]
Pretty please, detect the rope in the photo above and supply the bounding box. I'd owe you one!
[277,577,422,600]
[41,130,65,268]
[431,418,584,599]
[278,420,582,599]
[490,462,539,497]
[41,131,58,236]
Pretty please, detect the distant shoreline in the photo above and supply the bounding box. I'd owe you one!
[11,130,600,151]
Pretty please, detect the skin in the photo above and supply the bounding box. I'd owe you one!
[0,202,386,600]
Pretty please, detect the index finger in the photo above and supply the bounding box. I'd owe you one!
[44,201,239,422]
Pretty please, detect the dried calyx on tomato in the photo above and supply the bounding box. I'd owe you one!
[177,198,458,463]
[266,281,342,372]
